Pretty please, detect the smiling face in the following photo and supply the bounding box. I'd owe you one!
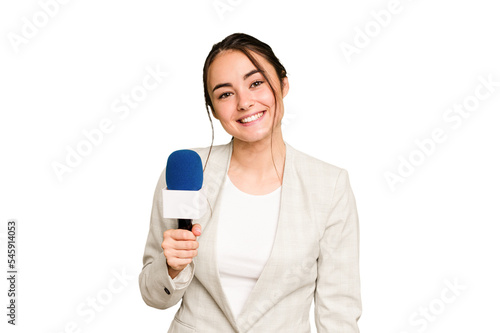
[207,50,289,144]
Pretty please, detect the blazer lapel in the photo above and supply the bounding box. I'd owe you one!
[193,141,239,330]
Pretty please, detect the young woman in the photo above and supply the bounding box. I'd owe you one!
[139,33,362,332]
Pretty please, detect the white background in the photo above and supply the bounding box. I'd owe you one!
[1,0,499,332]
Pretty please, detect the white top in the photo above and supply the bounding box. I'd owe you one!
[216,174,281,318]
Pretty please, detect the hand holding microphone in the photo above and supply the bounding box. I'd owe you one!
[162,149,206,279]
[162,224,202,279]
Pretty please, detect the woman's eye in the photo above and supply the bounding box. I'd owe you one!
[219,92,232,99]
[251,80,264,88]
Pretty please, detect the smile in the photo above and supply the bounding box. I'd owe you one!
[238,111,265,124]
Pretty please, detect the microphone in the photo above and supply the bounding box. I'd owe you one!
[163,149,206,231]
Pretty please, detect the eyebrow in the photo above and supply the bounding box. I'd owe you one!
[212,69,262,93]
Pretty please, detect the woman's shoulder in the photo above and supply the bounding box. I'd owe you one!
[286,142,347,182]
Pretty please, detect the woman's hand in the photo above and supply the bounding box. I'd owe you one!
[162,224,202,279]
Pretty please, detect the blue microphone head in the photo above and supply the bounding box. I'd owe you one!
[166,150,203,191]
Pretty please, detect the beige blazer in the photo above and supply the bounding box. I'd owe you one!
[139,140,361,332]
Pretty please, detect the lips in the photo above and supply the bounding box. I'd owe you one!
[237,111,265,123]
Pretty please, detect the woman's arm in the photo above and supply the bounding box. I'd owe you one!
[138,170,195,309]
[314,169,362,332]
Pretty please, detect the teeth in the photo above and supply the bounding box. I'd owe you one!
[240,112,263,123]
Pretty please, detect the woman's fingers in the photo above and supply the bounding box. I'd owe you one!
[166,257,193,271]
[164,248,198,259]
[162,226,202,274]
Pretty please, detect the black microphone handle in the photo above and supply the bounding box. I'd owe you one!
[178,219,193,231]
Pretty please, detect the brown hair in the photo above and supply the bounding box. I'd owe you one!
[202,33,288,176]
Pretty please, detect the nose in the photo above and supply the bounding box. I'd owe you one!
[237,90,254,111]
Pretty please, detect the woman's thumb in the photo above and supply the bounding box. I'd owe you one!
[192,224,202,236]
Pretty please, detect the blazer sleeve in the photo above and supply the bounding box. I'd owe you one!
[314,169,362,332]
[138,170,195,309]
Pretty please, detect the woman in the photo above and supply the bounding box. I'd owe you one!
[139,33,361,332]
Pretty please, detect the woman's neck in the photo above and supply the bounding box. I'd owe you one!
[229,134,286,182]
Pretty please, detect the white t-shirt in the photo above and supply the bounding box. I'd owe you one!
[216,174,282,318]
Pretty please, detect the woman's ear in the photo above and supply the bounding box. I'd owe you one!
[281,77,289,98]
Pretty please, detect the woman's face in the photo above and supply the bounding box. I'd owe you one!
[207,50,288,144]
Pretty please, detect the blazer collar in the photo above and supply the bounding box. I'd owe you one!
[194,140,297,332]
